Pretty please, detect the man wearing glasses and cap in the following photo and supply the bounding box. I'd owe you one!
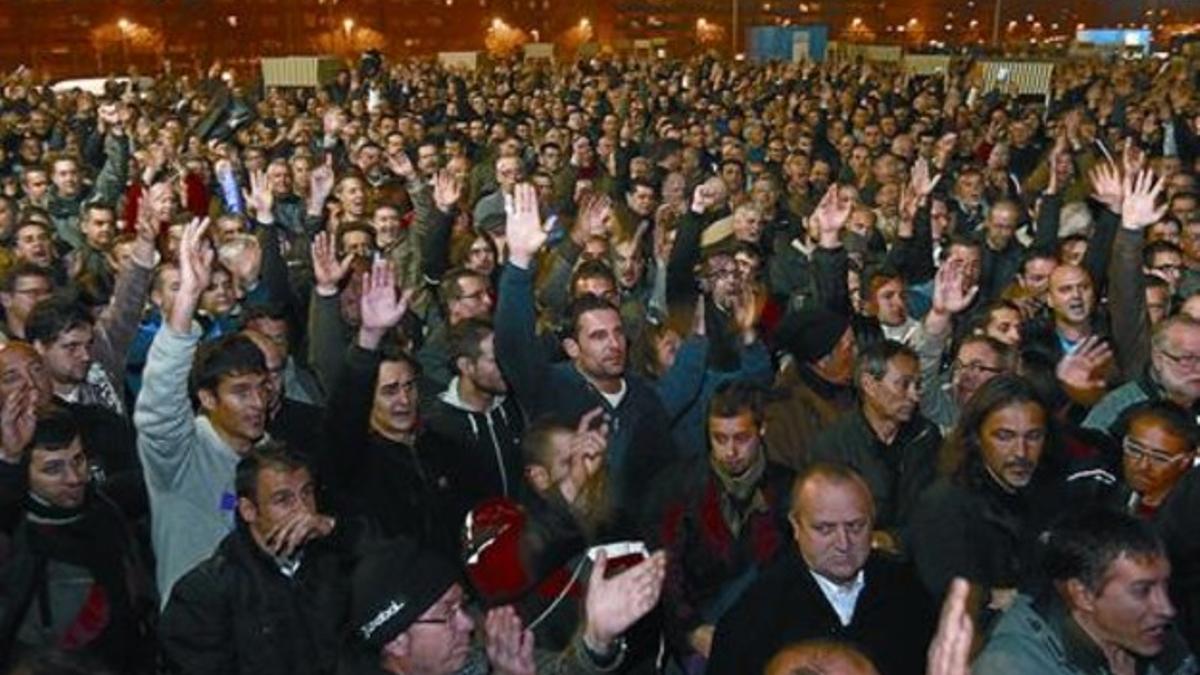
[343,539,666,675]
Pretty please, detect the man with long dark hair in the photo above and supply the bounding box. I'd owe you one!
[908,375,1071,624]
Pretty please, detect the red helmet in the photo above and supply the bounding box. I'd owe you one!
[462,497,532,605]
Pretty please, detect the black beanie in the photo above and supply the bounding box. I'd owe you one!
[349,539,461,652]
[777,307,850,363]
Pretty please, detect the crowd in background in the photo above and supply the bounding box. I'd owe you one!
[0,48,1197,674]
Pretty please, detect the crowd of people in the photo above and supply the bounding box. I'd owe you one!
[0,46,1197,674]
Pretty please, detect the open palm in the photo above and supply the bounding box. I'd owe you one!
[360,259,410,331]
[1121,169,1167,230]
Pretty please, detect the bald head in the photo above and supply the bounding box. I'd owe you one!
[1047,264,1095,329]
[790,463,875,521]
[789,463,875,585]
[766,640,880,675]
[0,341,53,406]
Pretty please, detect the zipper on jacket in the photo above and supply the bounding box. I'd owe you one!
[484,410,508,497]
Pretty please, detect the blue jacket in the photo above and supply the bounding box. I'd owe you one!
[495,263,680,508]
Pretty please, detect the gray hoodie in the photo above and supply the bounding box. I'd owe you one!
[135,325,242,605]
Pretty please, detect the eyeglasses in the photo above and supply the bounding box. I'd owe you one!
[954,360,1005,376]
[1123,436,1190,467]
[1160,350,1200,370]
[412,601,468,625]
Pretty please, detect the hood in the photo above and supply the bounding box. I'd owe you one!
[439,377,508,415]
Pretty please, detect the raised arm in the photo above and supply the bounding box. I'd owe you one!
[495,183,553,415]
[321,259,412,509]
[809,185,855,316]
[1111,168,1169,379]
[91,197,158,385]
[306,231,354,394]
[416,171,462,286]
[666,184,718,304]
[134,218,212,489]
[89,103,131,207]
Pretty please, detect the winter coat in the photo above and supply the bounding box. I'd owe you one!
[0,487,155,673]
[655,461,793,656]
[974,593,1197,675]
[763,363,856,471]
[322,344,465,557]
[160,522,367,675]
[909,462,1069,604]
[808,409,942,549]
[495,264,678,511]
[708,549,936,675]
[424,379,525,506]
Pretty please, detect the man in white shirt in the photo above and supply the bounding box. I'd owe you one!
[707,463,936,675]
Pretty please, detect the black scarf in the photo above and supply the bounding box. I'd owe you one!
[21,490,148,669]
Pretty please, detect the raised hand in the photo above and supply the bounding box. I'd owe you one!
[505,183,547,269]
[246,169,275,224]
[359,258,412,339]
[926,578,974,675]
[1056,336,1114,396]
[484,606,536,675]
[1121,169,1168,231]
[813,185,853,246]
[575,192,613,243]
[583,550,667,653]
[1089,162,1124,215]
[1121,140,1146,178]
[178,217,214,296]
[732,283,764,345]
[311,231,354,296]
[308,154,336,217]
[691,183,715,214]
[131,183,164,268]
[901,159,941,223]
[910,157,942,199]
[432,171,462,214]
[388,151,416,180]
[934,132,958,168]
[168,217,214,333]
[932,262,979,316]
[0,386,37,465]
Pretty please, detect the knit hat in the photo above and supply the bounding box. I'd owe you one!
[349,539,460,652]
[777,307,850,363]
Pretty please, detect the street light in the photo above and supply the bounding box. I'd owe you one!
[732,0,740,58]
[117,18,132,68]
[991,0,1002,46]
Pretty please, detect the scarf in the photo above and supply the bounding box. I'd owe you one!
[710,449,769,538]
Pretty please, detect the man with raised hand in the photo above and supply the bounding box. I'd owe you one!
[135,217,272,602]
[495,183,676,511]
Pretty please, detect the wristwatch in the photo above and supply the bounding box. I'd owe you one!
[582,634,627,668]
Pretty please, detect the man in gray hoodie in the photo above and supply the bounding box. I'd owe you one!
[135,218,271,602]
